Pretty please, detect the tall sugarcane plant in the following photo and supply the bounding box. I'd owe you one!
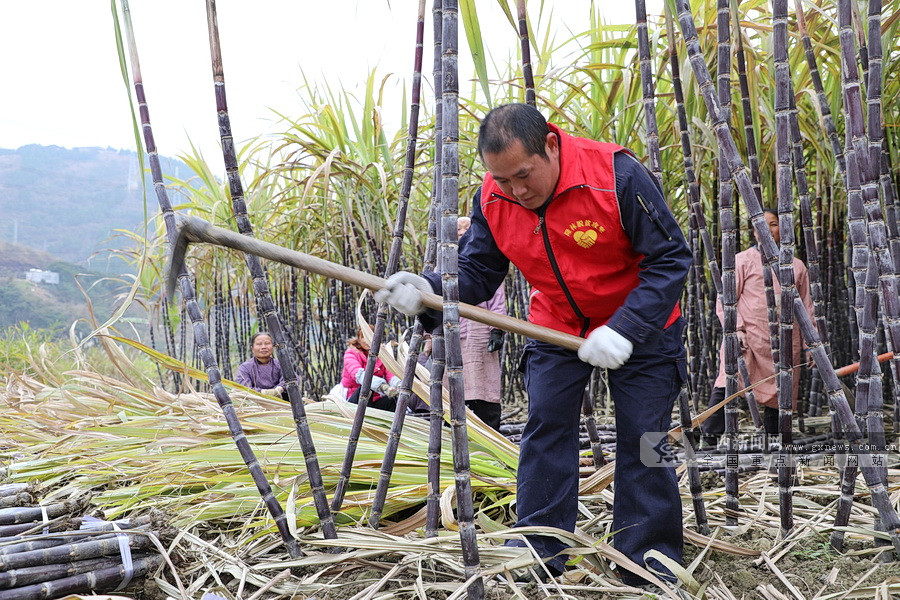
[516,0,535,106]
[441,1,484,595]
[116,0,304,558]
[203,0,336,540]
[636,0,663,187]
[327,0,430,516]
[773,0,796,537]
[425,0,446,538]
[673,0,900,552]
[365,0,428,528]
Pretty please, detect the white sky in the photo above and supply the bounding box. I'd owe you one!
[1,1,662,172]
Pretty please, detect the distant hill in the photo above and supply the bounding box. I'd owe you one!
[0,239,127,334]
[0,144,195,269]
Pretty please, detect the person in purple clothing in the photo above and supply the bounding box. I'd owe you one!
[235,332,286,397]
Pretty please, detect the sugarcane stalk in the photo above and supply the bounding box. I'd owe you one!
[0,516,155,547]
[837,0,898,490]
[791,93,829,350]
[773,0,796,537]
[330,0,428,518]
[0,521,67,540]
[678,386,710,535]
[425,0,445,538]
[862,0,899,468]
[636,0,663,188]
[203,0,335,542]
[793,0,847,186]
[0,522,156,559]
[849,0,869,86]
[730,0,760,209]
[0,532,154,571]
[665,4,717,392]
[516,0,535,106]
[0,530,133,558]
[0,555,133,590]
[368,322,428,527]
[831,255,881,552]
[118,0,303,557]
[0,495,32,510]
[675,0,900,549]
[0,555,162,600]
[0,504,72,527]
[356,1,429,527]
[713,0,741,524]
[0,485,29,499]
[658,8,720,520]
[442,2,483,595]
[581,382,606,468]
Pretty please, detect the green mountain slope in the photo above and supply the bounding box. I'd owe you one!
[0,144,192,267]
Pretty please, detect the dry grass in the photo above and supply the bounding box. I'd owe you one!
[1,343,898,599]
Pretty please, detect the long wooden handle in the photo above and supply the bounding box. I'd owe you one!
[169,215,585,351]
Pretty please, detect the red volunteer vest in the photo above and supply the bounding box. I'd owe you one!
[480,125,680,337]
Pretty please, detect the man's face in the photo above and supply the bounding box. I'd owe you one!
[756,211,780,246]
[482,133,560,211]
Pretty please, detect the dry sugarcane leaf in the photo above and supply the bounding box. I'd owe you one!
[683,528,761,556]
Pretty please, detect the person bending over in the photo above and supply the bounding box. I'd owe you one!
[376,103,690,585]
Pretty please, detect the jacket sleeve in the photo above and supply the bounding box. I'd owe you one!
[341,348,366,388]
[605,151,691,346]
[274,359,286,388]
[420,187,511,331]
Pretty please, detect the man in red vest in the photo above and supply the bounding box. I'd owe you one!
[376,103,691,586]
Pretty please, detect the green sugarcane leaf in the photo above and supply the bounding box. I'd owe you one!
[459,0,493,107]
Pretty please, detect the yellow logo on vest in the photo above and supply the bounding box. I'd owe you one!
[564,220,606,249]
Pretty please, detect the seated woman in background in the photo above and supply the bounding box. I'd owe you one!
[236,332,286,397]
[342,327,401,412]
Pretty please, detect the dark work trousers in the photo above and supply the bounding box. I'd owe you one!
[347,388,398,413]
[466,399,502,431]
[513,318,686,584]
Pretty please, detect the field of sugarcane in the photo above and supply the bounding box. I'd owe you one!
[1,0,900,598]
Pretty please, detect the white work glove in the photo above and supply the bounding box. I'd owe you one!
[374,272,431,316]
[577,325,633,369]
[389,376,402,388]
[354,369,388,391]
[260,386,284,396]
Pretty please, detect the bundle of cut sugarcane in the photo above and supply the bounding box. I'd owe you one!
[0,486,164,599]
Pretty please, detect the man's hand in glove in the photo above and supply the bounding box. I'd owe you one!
[487,328,504,353]
[260,386,284,396]
[577,325,633,369]
[373,272,431,315]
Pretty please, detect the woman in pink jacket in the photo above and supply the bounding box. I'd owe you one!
[341,327,401,412]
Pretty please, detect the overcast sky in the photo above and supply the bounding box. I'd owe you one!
[1,1,662,172]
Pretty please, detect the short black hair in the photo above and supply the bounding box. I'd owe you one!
[762,207,778,217]
[477,103,550,160]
